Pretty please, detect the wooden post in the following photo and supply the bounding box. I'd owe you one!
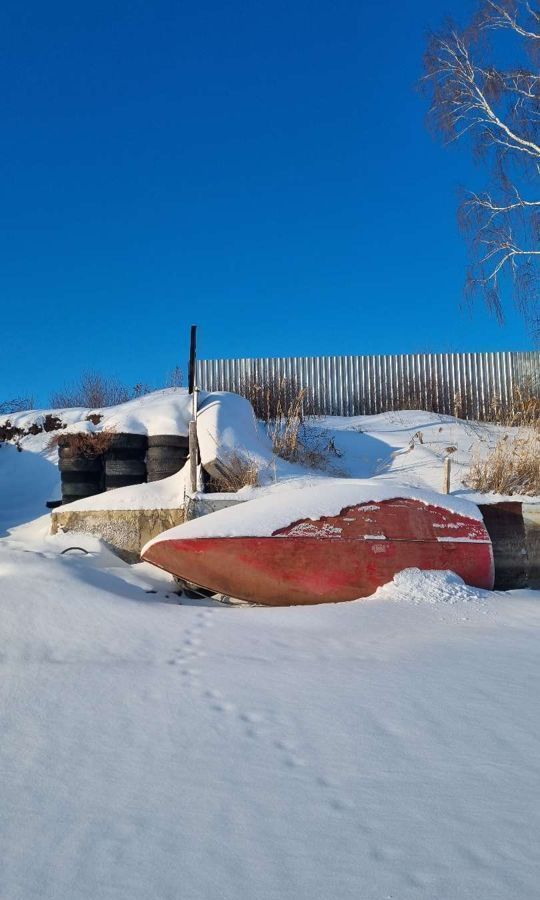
[188,325,199,494]
[443,456,451,494]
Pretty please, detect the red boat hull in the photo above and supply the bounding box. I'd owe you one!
[143,498,495,606]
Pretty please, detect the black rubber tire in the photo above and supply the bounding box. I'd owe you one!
[146,447,188,464]
[105,459,146,477]
[147,434,189,449]
[105,448,147,462]
[105,475,146,490]
[61,482,102,498]
[146,466,184,482]
[107,433,148,450]
[61,471,103,486]
[147,459,186,471]
[59,457,102,473]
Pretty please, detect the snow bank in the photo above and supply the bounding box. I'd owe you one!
[1,538,539,900]
[55,466,191,512]
[197,391,275,476]
[143,476,484,551]
[377,567,491,605]
[97,388,197,436]
[0,388,198,438]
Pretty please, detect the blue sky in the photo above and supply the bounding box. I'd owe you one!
[0,0,532,405]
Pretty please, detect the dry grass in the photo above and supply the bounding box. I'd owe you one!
[238,375,321,423]
[465,431,540,496]
[206,451,261,493]
[239,381,340,472]
[48,429,117,458]
[360,373,540,426]
[264,389,333,470]
[267,388,306,460]
[484,382,540,428]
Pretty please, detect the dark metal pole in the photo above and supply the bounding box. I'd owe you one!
[188,325,199,493]
[188,324,197,395]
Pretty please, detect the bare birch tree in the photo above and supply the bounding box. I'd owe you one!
[423,1,540,331]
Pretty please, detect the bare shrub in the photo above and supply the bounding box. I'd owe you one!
[167,366,183,388]
[48,429,117,458]
[291,430,343,472]
[0,398,34,415]
[51,372,131,408]
[0,422,25,443]
[465,432,540,496]
[0,414,65,443]
[132,382,152,398]
[206,451,261,492]
[253,385,342,472]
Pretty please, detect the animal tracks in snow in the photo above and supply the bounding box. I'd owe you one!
[166,607,355,816]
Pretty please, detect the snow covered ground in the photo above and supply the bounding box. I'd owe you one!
[1,394,540,898]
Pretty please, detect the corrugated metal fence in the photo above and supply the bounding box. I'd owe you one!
[197,351,540,418]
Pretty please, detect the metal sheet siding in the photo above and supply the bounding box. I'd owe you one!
[197,352,540,417]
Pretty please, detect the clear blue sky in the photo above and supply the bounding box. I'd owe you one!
[0,0,532,406]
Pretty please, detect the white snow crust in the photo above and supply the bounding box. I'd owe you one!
[1,534,539,900]
[0,387,197,437]
[143,476,483,552]
[2,396,540,899]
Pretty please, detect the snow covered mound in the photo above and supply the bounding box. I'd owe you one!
[0,388,197,438]
[2,397,540,530]
[377,568,491,605]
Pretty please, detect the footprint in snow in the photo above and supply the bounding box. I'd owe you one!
[210,701,236,714]
[184,637,201,647]
[239,711,265,724]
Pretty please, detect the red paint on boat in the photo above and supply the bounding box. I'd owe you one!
[142,498,494,606]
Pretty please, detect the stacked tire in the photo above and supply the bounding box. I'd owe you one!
[58,441,104,505]
[104,434,148,491]
[146,435,189,482]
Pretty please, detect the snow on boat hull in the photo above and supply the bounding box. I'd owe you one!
[143,497,495,606]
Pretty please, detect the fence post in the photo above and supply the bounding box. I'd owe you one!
[443,456,451,494]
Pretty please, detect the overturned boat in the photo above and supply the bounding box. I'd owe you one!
[141,479,494,605]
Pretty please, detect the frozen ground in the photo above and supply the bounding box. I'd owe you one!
[1,394,540,898]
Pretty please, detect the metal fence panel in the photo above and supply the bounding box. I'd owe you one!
[196,351,540,418]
